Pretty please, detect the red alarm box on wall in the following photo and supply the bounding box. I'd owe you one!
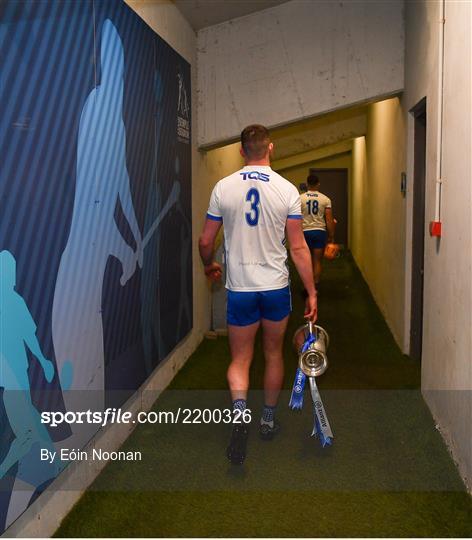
[430,221,442,237]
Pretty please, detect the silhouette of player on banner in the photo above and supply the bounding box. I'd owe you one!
[52,20,143,432]
[0,250,61,527]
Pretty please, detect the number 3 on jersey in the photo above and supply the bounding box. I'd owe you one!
[245,188,260,226]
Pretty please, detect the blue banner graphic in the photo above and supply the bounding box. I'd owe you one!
[0,0,192,530]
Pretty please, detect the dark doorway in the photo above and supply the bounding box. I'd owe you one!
[310,168,349,246]
[410,99,427,361]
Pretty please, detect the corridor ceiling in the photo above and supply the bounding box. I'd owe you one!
[269,104,368,161]
[174,0,289,30]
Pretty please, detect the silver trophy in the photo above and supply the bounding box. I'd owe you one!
[290,321,333,446]
[293,322,329,377]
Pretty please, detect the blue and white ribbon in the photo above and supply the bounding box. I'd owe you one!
[289,367,306,410]
[301,330,316,353]
[289,327,334,446]
[309,376,333,447]
[289,329,314,410]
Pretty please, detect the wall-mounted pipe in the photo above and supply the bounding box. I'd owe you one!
[431,0,445,236]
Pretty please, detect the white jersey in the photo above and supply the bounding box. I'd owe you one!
[207,165,301,292]
[300,190,332,231]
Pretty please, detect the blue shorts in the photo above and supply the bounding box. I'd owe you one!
[304,229,327,249]
[227,286,292,326]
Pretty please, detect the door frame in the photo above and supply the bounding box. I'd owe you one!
[407,97,427,361]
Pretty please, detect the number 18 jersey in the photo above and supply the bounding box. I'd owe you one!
[206,165,301,292]
[300,190,332,231]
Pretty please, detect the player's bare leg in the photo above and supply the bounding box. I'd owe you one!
[312,247,324,287]
[262,316,289,405]
[227,321,260,400]
[259,315,289,439]
[226,321,260,464]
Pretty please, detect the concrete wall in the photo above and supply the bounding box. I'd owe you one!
[202,141,244,185]
[197,0,404,147]
[270,106,366,161]
[350,98,407,346]
[403,0,471,490]
[350,1,472,490]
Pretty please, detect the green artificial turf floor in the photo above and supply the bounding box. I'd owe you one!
[55,253,471,537]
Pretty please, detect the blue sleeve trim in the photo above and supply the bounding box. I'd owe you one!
[287,214,302,220]
[206,213,223,222]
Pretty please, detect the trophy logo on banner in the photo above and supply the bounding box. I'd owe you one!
[177,71,190,144]
[290,322,333,447]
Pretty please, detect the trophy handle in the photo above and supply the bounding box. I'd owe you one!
[315,325,330,348]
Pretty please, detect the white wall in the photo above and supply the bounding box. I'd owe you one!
[403,0,472,490]
[350,98,407,346]
[197,0,404,147]
[126,0,195,60]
